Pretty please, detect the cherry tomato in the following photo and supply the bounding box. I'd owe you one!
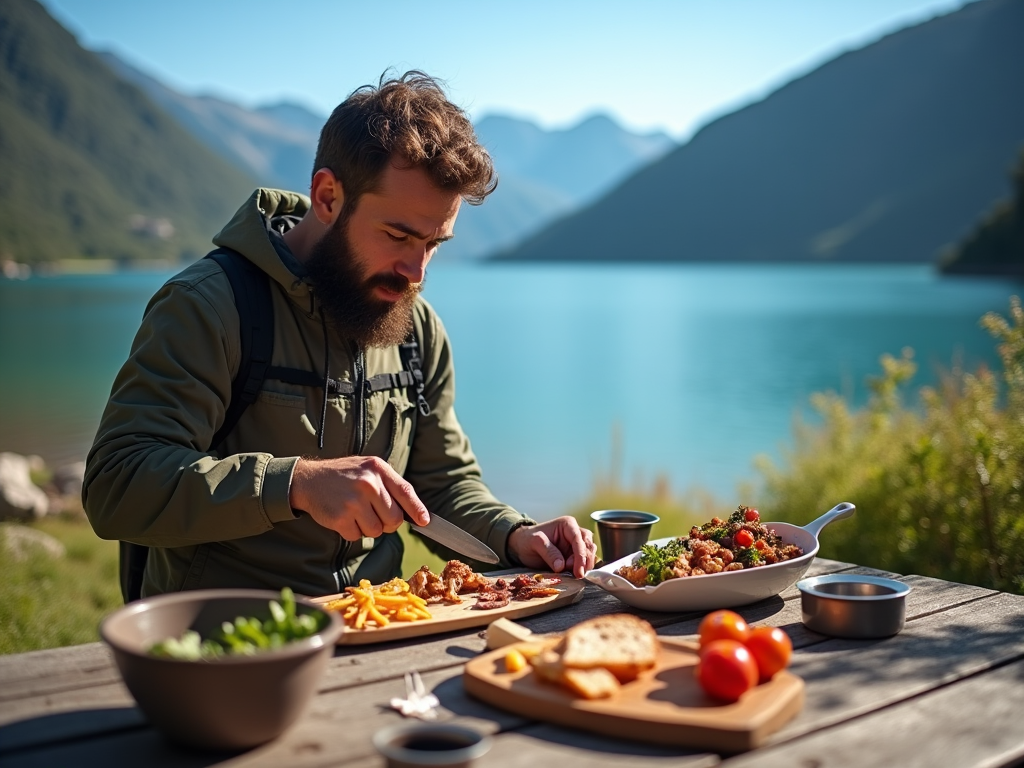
[734,529,755,548]
[698,609,750,647]
[745,626,793,681]
[697,640,759,702]
[745,508,760,522]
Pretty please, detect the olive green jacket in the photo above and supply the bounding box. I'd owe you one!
[84,189,532,597]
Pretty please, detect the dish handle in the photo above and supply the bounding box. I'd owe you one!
[583,569,638,591]
[801,502,856,539]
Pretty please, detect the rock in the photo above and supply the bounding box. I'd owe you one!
[1,523,66,561]
[53,461,86,497]
[0,452,50,520]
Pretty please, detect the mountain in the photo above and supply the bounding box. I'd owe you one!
[97,52,321,194]
[95,53,675,261]
[940,148,1024,276]
[445,114,675,260]
[0,0,256,265]
[497,0,1024,264]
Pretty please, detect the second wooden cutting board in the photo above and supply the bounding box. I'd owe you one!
[310,573,585,645]
[464,628,804,752]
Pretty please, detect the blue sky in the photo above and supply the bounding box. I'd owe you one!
[41,0,970,139]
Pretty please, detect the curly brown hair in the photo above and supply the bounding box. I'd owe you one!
[313,70,496,207]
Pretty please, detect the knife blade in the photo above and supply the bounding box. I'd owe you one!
[405,512,500,564]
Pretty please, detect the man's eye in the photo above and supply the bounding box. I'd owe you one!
[385,231,407,242]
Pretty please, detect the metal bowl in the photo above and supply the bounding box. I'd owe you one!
[797,574,911,638]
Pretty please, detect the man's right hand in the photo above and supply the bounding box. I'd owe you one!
[288,456,430,541]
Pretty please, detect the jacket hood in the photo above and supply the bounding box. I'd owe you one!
[212,188,311,299]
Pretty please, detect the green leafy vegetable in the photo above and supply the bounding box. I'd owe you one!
[635,538,687,586]
[147,588,327,660]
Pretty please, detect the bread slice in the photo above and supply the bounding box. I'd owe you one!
[560,667,621,699]
[556,614,658,683]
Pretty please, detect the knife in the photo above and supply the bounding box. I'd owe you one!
[404,512,500,564]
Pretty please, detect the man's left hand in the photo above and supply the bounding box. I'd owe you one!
[507,516,596,579]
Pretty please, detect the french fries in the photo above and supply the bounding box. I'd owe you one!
[322,578,432,630]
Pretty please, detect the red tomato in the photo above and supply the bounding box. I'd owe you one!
[698,610,750,647]
[697,640,759,702]
[745,508,760,522]
[745,626,793,681]
[734,529,755,548]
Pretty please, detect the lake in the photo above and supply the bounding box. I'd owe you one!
[0,263,1018,521]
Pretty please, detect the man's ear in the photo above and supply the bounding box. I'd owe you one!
[309,168,345,225]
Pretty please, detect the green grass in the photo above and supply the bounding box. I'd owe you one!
[0,517,447,655]
[0,516,122,654]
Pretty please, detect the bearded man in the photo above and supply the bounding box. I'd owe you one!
[84,72,595,600]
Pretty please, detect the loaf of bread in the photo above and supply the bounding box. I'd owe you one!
[556,614,659,683]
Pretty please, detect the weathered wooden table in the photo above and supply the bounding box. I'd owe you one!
[2,558,1024,768]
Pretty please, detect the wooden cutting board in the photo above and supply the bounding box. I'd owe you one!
[463,625,804,752]
[310,573,585,645]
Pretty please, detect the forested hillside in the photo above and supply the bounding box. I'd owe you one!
[0,0,256,265]
[499,0,1024,265]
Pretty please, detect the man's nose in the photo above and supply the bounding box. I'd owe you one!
[394,249,430,285]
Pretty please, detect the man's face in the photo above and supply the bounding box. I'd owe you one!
[304,163,461,348]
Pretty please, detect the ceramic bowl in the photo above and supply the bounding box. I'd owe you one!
[100,589,342,750]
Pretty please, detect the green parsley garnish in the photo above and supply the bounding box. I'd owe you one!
[635,538,686,585]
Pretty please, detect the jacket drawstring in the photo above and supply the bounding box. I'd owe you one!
[315,291,329,451]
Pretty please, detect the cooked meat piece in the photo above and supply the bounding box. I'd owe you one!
[407,565,444,601]
[513,587,560,600]
[618,564,649,587]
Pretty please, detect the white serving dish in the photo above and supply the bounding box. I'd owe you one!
[583,502,855,612]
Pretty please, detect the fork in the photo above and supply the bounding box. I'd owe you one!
[389,670,439,719]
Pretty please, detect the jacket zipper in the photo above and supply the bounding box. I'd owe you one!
[352,343,367,454]
[336,343,368,587]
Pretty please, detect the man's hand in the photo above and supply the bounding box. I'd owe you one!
[507,516,596,579]
[289,456,430,541]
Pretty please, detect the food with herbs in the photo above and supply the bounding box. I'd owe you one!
[321,577,433,629]
[694,609,794,700]
[616,506,804,586]
[147,588,328,660]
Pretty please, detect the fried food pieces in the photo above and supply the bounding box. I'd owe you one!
[322,578,432,629]
[406,562,563,610]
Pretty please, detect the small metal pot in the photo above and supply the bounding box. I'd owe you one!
[797,574,911,639]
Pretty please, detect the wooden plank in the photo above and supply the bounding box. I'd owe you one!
[764,591,1024,744]
[0,681,135,727]
[656,572,998,650]
[0,643,114,683]
[720,658,1024,768]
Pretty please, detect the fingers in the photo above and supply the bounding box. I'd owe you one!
[529,530,566,573]
[378,461,430,526]
[559,516,593,578]
[293,456,426,539]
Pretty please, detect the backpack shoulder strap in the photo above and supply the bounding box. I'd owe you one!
[206,248,275,449]
[399,324,432,417]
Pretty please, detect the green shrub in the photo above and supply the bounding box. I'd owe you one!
[758,298,1024,594]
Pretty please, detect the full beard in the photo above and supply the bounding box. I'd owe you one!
[303,215,422,348]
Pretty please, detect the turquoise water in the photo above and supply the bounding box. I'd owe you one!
[0,263,1018,520]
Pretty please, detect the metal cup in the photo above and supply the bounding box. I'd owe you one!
[590,510,660,563]
[372,723,492,768]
